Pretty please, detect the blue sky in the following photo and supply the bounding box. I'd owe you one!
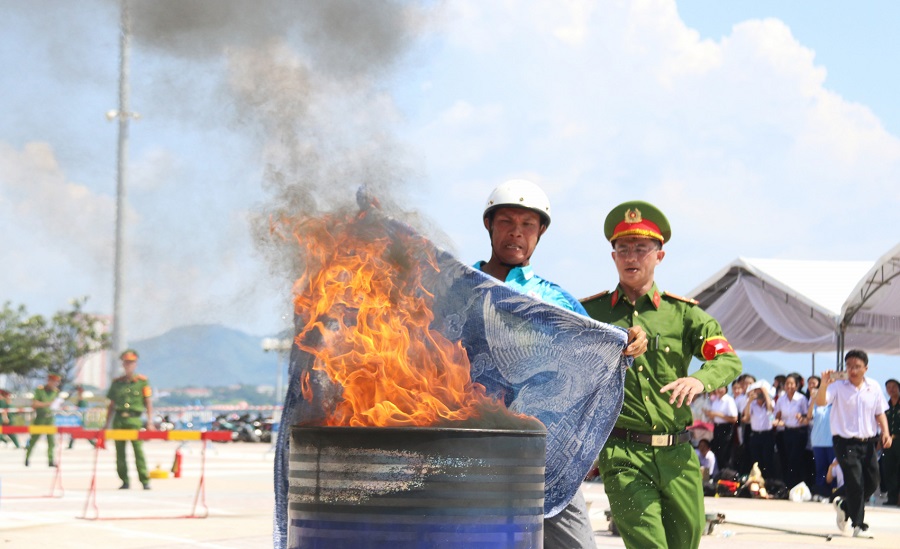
[2,1,898,379]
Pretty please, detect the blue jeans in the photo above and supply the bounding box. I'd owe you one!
[813,445,836,487]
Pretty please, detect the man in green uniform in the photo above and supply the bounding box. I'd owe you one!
[104,349,155,489]
[0,389,21,448]
[24,373,62,467]
[68,385,96,449]
[582,201,742,548]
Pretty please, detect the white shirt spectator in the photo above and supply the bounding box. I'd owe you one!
[825,377,889,439]
[774,392,809,428]
[707,393,738,424]
[748,400,773,432]
[734,393,748,416]
[734,393,749,445]
[696,448,718,478]
[830,459,844,488]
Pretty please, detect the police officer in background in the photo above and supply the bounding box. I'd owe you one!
[1,389,21,449]
[24,373,62,467]
[104,349,155,490]
[68,385,96,449]
[582,201,741,549]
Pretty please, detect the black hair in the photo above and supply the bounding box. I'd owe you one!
[844,349,869,366]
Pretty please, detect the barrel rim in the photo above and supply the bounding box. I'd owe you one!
[292,425,546,437]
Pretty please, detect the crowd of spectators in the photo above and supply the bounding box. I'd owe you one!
[692,369,899,508]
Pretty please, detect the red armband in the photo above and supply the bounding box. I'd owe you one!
[701,337,734,361]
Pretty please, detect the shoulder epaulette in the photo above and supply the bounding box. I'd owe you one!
[580,290,610,303]
[36,385,45,390]
[662,291,699,305]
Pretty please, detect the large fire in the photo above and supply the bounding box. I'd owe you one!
[278,208,521,428]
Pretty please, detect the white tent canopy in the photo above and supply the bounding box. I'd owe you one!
[688,242,900,362]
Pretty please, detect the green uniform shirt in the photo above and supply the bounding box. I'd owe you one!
[106,375,151,413]
[0,399,15,420]
[32,385,59,425]
[582,282,742,434]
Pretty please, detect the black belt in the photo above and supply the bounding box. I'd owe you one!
[836,435,877,443]
[610,427,691,447]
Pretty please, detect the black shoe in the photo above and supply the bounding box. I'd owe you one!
[119,482,130,490]
[142,483,151,490]
[49,461,57,467]
[24,456,30,467]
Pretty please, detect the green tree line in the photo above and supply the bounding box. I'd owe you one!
[0,298,110,387]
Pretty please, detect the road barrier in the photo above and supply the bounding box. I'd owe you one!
[2,432,65,500]
[77,428,232,520]
[0,425,233,519]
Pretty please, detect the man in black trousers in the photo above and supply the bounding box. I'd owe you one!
[817,349,891,538]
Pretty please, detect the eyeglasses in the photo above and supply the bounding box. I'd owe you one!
[613,243,658,257]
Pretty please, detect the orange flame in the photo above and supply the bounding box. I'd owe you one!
[281,210,514,428]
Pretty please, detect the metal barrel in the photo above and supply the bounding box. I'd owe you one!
[288,426,546,549]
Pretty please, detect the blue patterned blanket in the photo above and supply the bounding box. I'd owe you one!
[272,217,628,548]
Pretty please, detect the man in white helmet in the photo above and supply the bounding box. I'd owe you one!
[476,179,647,549]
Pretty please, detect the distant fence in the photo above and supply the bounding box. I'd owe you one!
[154,405,282,431]
[6,404,282,432]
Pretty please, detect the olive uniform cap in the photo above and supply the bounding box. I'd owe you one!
[603,200,671,244]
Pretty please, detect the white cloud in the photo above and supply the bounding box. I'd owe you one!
[0,141,115,266]
[5,0,900,342]
[408,0,900,299]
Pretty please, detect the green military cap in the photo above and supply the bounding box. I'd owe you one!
[604,200,671,244]
[120,349,139,361]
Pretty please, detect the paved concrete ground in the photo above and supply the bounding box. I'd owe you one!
[2,440,897,547]
[1,439,275,548]
[584,481,899,548]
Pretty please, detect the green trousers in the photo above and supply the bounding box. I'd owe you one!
[598,437,704,549]
[24,423,56,465]
[112,415,149,484]
[1,433,20,448]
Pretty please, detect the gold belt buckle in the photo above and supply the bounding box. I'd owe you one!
[651,434,670,446]
[120,411,130,418]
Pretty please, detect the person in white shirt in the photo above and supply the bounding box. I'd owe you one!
[705,386,738,471]
[773,373,810,489]
[826,457,845,497]
[734,374,756,474]
[817,349,892,539]
[742,382,776,479]
[696,438,718,479]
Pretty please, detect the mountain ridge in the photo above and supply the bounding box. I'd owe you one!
[131,324,287,389]
[130,323,801,390]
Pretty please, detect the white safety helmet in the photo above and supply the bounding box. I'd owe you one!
[482,179,552,228]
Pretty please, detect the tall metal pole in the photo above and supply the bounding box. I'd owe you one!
[110,0,131,386]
